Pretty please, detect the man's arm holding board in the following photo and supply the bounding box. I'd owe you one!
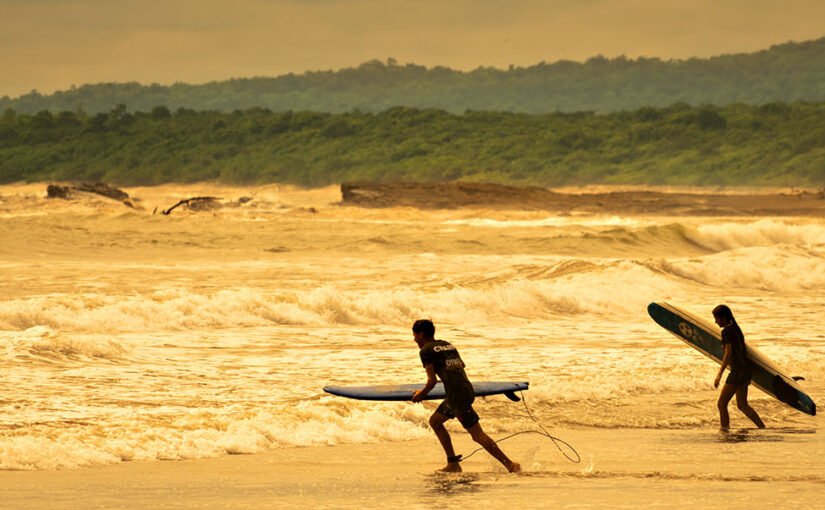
[412,364,437,402]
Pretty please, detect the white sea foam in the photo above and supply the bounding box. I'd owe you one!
[0,262,682,333]
[684,219,825,251]
[444,216,646,228]
[647,245,825,291]
[2,245,822,337]
[0,212,48,218]
[16,326,127,360]
[567,219,825,256]
[0,401,432,470]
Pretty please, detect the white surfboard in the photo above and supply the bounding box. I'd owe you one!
[323,381,528,402]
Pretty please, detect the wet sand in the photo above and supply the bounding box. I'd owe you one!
[2,428,822,509]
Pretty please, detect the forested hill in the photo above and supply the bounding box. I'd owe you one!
[2,103,824,187]
[3,38,825,115]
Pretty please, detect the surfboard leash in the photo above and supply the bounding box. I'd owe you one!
[459,390,581,464]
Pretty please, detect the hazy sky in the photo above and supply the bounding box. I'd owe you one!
[1,0,824,97]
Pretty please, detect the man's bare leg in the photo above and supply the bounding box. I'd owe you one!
[429,412,462,472]
[466,422,520,473]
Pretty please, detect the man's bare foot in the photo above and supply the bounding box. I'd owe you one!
[439,462,462,473]
[507,461,521,473]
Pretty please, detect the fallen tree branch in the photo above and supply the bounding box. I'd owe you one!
[160,196,221,215]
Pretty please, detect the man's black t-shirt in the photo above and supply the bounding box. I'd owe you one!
[419,340,474,403]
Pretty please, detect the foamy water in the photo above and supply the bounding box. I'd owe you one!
[0,184,822,473]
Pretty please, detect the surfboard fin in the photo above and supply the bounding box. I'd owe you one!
[792,376,805,381]
[504,391,520,402]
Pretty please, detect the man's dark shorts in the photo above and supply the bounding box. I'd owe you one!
[435,397,479,429]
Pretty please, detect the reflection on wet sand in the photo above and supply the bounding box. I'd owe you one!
[424,472,484,496]
[718,427,817,443]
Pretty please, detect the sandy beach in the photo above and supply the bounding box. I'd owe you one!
[2,428,823,508]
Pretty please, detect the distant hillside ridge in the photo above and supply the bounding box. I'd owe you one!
[2,37,825,115]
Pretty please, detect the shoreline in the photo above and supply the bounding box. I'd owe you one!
[2,428,822,508]
[3,181,825,217]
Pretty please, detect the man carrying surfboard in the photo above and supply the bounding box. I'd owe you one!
[410,319,520,473]
[712,305,766,430]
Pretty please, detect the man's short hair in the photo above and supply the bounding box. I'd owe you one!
[412,319,435,337]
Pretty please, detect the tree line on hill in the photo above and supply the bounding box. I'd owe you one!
[2,101,823,187]
[2,38,825,115]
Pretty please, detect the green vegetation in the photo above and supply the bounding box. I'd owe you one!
[3,38,825,115]
[2,102,824,187]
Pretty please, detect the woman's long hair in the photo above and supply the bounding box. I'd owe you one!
[713,304,745,343]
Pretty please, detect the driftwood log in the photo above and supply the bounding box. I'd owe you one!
[160,197,221,215]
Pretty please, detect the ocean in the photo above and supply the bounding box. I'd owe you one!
[0,183,822,507]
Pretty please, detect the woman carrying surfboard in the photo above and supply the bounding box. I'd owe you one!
[410,319,520,473]
[712,305,766,430]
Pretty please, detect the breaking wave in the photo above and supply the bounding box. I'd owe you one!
[2,246,824,334]
[0,400,432,470]
[564,219,825,255]
[0,262,681,333]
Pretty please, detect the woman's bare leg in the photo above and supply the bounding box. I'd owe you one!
[735,385,766,429]
[717,383,737,429]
